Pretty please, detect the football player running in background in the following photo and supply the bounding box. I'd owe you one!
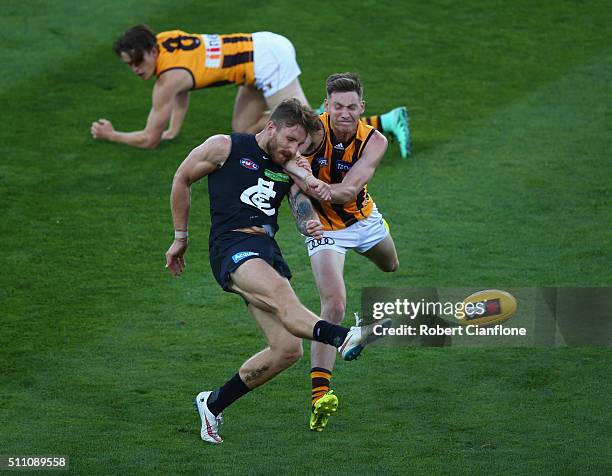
[165,99,390,444]
[299,73,400,431]
[90,25,410,157]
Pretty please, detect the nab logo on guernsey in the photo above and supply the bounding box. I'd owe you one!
[240,158,259,171]
[231,251,259,264]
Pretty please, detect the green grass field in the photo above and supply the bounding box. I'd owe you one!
[1,0,611,474]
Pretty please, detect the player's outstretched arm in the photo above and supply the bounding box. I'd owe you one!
[162,90,190,141]
[165,135,231,276]
[330,131,388,204]
[91,70,191,149]
[288,184,324,240]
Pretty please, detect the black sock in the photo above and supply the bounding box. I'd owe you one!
[313,320,350,348]
[206,373,251,416]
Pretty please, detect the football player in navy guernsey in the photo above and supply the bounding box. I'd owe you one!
[164,99,391,444]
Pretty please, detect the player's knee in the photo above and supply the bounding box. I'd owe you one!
[382,257,399,273]
[231,117,245,133]
[321,296,346,324]
[231,117,254,134]
[274,341,303,367]
[284,342,304,364]
[376,254,399,273]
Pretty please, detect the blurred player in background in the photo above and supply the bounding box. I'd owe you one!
[299,72,400,431]
[91,25,410,157]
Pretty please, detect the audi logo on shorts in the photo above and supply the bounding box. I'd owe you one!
[307,237,336,250]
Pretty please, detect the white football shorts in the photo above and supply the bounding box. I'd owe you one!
[305,207,389,257]
[252,32,302,98]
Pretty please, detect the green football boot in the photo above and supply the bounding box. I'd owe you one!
[309,390,339,432]
[381,106,411,158]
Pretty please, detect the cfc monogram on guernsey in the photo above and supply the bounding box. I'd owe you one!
[305,112,376,230]
[155,30,255,89]
[207,134,292,241]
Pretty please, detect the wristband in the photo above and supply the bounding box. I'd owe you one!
[174,230,188,239]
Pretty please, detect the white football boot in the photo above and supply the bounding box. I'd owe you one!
[194,391,223,444]
[338,316,392,361]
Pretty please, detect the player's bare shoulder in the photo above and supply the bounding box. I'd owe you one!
[192,134,232,168]
[205,134,232,155]
[156,67,194,92]
[367,129,388,154]
[361,129,388,165]
[174,134,232,183]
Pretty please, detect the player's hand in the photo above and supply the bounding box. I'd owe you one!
[165,239,188,276]
[162,129,177,141]
[295,154,312,174]
[91,119,115,140]
[305,175,331,201]
[306,219,324,240]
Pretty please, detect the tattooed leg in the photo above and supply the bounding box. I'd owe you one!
[237,304,304,389]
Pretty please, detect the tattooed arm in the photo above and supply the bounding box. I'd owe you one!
[288,184,324,240]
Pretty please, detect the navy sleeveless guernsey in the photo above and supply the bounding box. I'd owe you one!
[208,133,292,241]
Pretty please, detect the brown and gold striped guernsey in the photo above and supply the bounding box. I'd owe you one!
[305,112,377,231]
[155,30,255,89]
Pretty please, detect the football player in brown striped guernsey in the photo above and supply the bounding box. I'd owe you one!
[91,26,411,157]
[91,25,310,149]
[300,73,400,431]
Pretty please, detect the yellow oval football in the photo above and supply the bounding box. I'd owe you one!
[457,289,518,326]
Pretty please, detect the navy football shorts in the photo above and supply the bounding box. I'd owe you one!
[209,231,292,292]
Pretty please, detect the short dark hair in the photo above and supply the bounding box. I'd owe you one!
[326,72,363,98]
[269,99,322,135]
[113,25,158,64]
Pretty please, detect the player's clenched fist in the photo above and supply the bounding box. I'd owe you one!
[91,119,115,140]
[305,175,331,201]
